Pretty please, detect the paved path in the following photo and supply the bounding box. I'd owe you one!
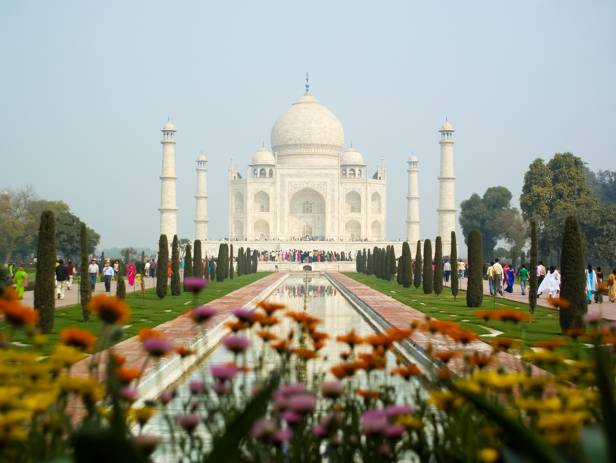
[329,272,536,374]
[451,278,616,321]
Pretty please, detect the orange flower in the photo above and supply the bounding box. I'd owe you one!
[433,351,458,364]
[309,330,329,343]
[254,312,279,327]
[475,309,532,324]
[547,297,571,309]
[286,310,321,327]
[436,367,451,379]
[117,366,141,384]
[356,389,381,399]
[60,327,96,352]
[0,301,38,327]
[490,337,520,352]
[340,351,351,361]
[1,287,19,301]
[449,328,478,345]
[474,310,493,322]
[139,328,163,342]
[111,353,127,366]
[256,330,278,342]
[358,352,387,371]
[391,364,422,379]
[468,352,492,369]
[533,338,568,351]
[226,320,247,332]
[336,329,364,348]
[422,319,460,336]
[256,300,286,315]
[293,348,318,360]
[330,360,367,379]
[564,327,585,339]
[313,340,326,351]
[89,294,130,325]
[271,339,291,354]
[410,319,421,330]
[175,346,194,357]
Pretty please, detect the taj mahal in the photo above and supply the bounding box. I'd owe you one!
[158,78,457,264]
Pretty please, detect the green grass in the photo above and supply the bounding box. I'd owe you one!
[346,273,564,347]
[4,272,271,353]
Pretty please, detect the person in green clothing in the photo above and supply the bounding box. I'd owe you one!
[14,264,28,300]
[518,263,529,296]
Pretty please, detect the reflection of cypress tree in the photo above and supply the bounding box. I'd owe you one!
[400,241,412,288]
[34,211,56,334]
[183,243,193,288]
[229,244,234,279]
[79,222,91,321]
[156,235,168,299]
[422,239,433,294]
[170,235,181,296]
[559,216,587,331]
[413,241,422,289]
[433,236,443,295]
[193,240,203,279]
[466,229,484,307]
[450,231,459,300]
[529,221,538,313]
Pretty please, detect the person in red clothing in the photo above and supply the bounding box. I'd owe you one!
[67,260,74,290]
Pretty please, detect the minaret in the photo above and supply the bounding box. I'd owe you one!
[437,119,456,254]
[159,119,178,243]
[195,152,208,243]
[406,155,420,249]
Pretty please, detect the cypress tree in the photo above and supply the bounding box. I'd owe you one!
[229,244,234,279]
[183,243,193,288]
[216,243,226,282]
[413,240,422,289]
[252,249,258,273]
[356,251,361,273]
[170,235,181,295]
[362,249,367,273]
[559,216,587,331]
[529,220,538,314]
[224,244,230,278]
[433,236,443,295]
[140,251,146,274]
[237,248,244,276]
[422,239,433,294]
[366,250,373,275]
[450,231,459,301]
[389,245,397,280]
[34,210,56,334]
[384,247,391,280]
[401,241,412,288]
[466,229,484,307]
[193,240,203,279]
[79,222,91,321]
[374,247,380,278]
[396,256,403,284]
[156,235,169,299]
[246,248,252,274]
[116,261,126,299]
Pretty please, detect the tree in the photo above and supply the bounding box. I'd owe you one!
[466,230,484,307]
[389,245,396,280]
[0,187,37,264]
[252,249,258,273]
[246,248,252,275]
[170,235,181,295]
[450,231,459,301]
[229,244,234,279]
[116,261,126,299]
[433,236,443,295]
[183,243,193,287]
[529,220,538,313]
[422,239,433,294]
[559,216,587,331]
[34,211,56,333]
[193,240,203,279]
[587,168,616,204]
[237,247,244,276]
[413,241,422,289]
[366,250,373,275]
[400,241,412,288]
[361,249,367,273]
[156,235,169,299]
[79,223,91,320]
[356,251,362,273]
[216,243,227,282]
[384,247,392,281]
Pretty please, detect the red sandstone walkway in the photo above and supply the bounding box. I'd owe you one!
[329,272,535,374]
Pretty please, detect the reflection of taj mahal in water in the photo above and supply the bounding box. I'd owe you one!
[228,79,387,242]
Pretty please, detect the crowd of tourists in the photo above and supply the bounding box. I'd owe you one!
[258,249,354,263]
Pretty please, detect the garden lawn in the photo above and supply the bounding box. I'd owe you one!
[346,273,564,347]
[5,272,270,354]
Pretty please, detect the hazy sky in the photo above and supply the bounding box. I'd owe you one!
[1,1,614,250]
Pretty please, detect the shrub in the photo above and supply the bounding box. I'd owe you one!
[193,240,203,279]
[559,215,587,331]
[170,235,181,296]
[466,229,484,307]
[422,239,433,294]
[156,235,169,299]
[433,236,443,295]
[116,261,126,299]
[79,222,91,321]
[216,243,226,282]
[450,231,459,301]
[400,241,412,288]
[413,240,422,289]
[183,243,193,288]
[34,210,56,333]
[529,221,538,313]
[229,244,234,279]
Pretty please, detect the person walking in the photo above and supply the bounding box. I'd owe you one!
[458,259,466,279]
[486,262,495,296]
[492,258,504,296]
[14,264,28,300]
[595,267,604,303]
[518,264,529,296]
[55,259,69,300]
[88,259,99,291]
[444,260,451,283]
[538,265,561,298]
[67,260,74,290]
[586,264,598,304]
[103,260,115,293]
[608,269,616,303]
[537,261,546,288]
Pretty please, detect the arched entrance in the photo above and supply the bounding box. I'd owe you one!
[289,188,326,240]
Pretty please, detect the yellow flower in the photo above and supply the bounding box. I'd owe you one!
[0,387,23,412]
[22,390,59,413]
[129,406,156,427]
[516,397,561,414]
[396,415,423,430]
[522,349,563,365]
[429,390,463,411]
[477,448,499,463]
[453,379,482,394]
[0,409,32,443]
[59,376,104,404]
[51,345,87,368]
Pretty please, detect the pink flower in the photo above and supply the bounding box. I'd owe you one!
[184,277,208,294]
[313,424,330,439]
[361,410,387,435]
[251,419,276,439]
[320,381,344,399]
[232,307,256,324]
[210,364,239,381]
[383,424,405,440]
[175,414,200,434]
[120,387,139,402]
[384,404,414,418]
[189,380,205,395]
[288,393,316,414]
[190,305,217,324]
[213,381,232,396]
[281,410,303,426]
[223,335,251,354]
[143,337,174,357]
[272,428,293,445]
[160,389,177,405]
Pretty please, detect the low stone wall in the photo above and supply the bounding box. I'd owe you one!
[202,240,404,257]
[257,261,356,272]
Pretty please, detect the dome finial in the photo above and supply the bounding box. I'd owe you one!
[305,72,310,94]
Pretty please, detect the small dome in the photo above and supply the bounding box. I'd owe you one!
[196,152,207,162]
[440,119,453,132]
[409,155,418,162]
[251,146,275,165]
[341,147,365,165]
[163,120,176,131]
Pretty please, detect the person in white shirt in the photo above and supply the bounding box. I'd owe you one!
[492,258,504,296]
[443,260,452,282]
[102,261,115,293]
[87,259,99,291]
[458,260,466,279]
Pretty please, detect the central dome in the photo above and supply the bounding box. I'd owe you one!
[271,93,345,156]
